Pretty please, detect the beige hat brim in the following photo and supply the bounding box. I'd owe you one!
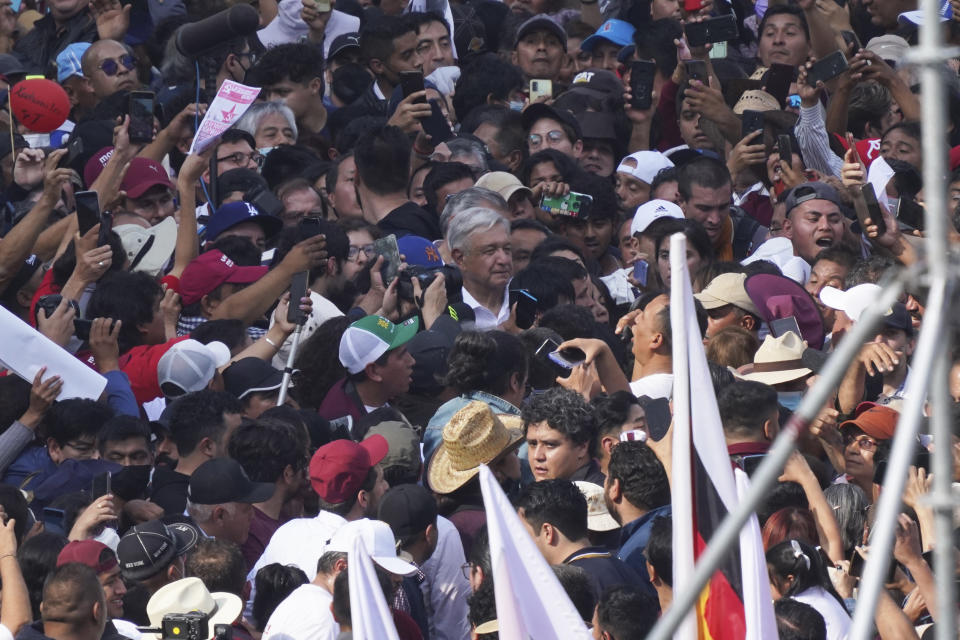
[736,366,812,386]
[427,429,524,494]
[503,185,533,202]
[587,512,620,532]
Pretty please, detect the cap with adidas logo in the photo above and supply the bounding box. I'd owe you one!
[631,199,684,236]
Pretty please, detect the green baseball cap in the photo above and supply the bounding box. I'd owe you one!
[339,315,420,374]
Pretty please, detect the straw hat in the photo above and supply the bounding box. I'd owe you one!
[427,401,524,494]
[736,331,812,386]
[146,578,242,639]
[574,481,619,532]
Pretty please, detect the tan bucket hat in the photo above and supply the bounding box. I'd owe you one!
[574,481,619,532]
[427,401,524,494]
[737,331,812,386]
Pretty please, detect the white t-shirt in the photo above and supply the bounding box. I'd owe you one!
[244,511,347,623]
[262,584,339,640]
[793,586,851,640]
[629,373,673,399]
[0,623,13,640]
[269,291,344,370]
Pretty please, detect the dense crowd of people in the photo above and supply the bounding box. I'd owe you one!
[0,0,954,637]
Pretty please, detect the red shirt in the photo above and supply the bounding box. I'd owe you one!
[119,335,192,405]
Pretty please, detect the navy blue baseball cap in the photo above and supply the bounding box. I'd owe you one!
[398,235,444,268]
[205,201,283,242]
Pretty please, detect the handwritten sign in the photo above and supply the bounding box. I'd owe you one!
[189,80,260,154]
[10,78,69,133]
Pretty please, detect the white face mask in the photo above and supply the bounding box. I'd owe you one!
[258,146,277,157]
[509,100,524,112]
[778,391,804,411]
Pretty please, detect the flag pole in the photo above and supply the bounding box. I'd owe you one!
[646,270,908,640]
[667,232,697,640]
[849,0,958,632]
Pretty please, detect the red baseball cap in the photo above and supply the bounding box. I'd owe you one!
[83,148,173,198]
[179,250,268,306]
[56,540,118,574]
[839,402,899,441]
[309,435,389,504]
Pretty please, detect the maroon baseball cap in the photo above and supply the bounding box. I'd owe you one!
[83,146,173,197]
[56,540,118,574]
[179,250,268,306]
[309,435,389,504]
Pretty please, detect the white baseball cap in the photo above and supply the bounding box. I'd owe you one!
[630,199,684,235]
[115,217,178,277]
[157,339,231,398]
[616,151,674,185]
[818,284,888,322]
[327,518,417,576]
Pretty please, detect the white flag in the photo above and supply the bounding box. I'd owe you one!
[349,535,400,640]
[478,465,592,640]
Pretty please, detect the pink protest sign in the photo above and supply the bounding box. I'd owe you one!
[189,80,261,154]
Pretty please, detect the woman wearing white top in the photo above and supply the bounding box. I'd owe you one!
[767,539,851,640]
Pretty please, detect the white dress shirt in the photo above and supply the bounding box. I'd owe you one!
[461,285,510,331]
[263,584,339,640]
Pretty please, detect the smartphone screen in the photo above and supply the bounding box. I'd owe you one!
[128,91,156,144]
[806,51,848,85]
[373,234,400,284]
[75,190,101,236]
[421,100,453,144]
[684,60,707,84]
[630,60,656,110]
[287,271,309,325]
[896,197,925,231]
[42,507,66,536]
[769,316,801,339]
[91,472,111,499]
[741,109,764,139]
[765,63,794,107]
[777,135,793,168]
[96,211,113,247]
[632,260,649,286]
[859,183,887,237]
[399,71,425,103]
[60,136,84,168]
[509,288,538,330]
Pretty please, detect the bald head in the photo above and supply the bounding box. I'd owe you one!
[41,564,107,639]
[81,39,137,99]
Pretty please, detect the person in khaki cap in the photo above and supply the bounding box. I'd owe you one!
[427,401,524,556]
[475,171,537,221]
[695,272,763,341]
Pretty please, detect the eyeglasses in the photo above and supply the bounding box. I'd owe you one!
[217,151,265,167]
[843,432,879,452]
[347,243,375,260]
[460,563,472,580]
[235,50,259,66]
[98,55,136,77]
[528,130,566,147]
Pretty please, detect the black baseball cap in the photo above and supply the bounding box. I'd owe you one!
[187,458,274,505]
[783,182,841,215]
[521,103,582,140]
[117,519,199,581]
[565,69,623,101]
[223,357,284,400]
[577,111,617,141]
[377,483,438,539]
[514,15,567,51]
[328,32,360,62]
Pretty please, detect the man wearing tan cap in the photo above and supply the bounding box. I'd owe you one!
[695,272,763,342]
[475,171,537,220]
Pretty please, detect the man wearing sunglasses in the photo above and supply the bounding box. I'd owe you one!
[80,39,138,100]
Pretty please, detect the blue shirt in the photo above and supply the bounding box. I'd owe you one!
[617,504,672,596]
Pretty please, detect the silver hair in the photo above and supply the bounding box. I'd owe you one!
[440,187,507,237]
[445,206,509,252]
[186,500,237,524]
[234,101,298,143]
[823,483,868,556]
[446,138,489,172]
